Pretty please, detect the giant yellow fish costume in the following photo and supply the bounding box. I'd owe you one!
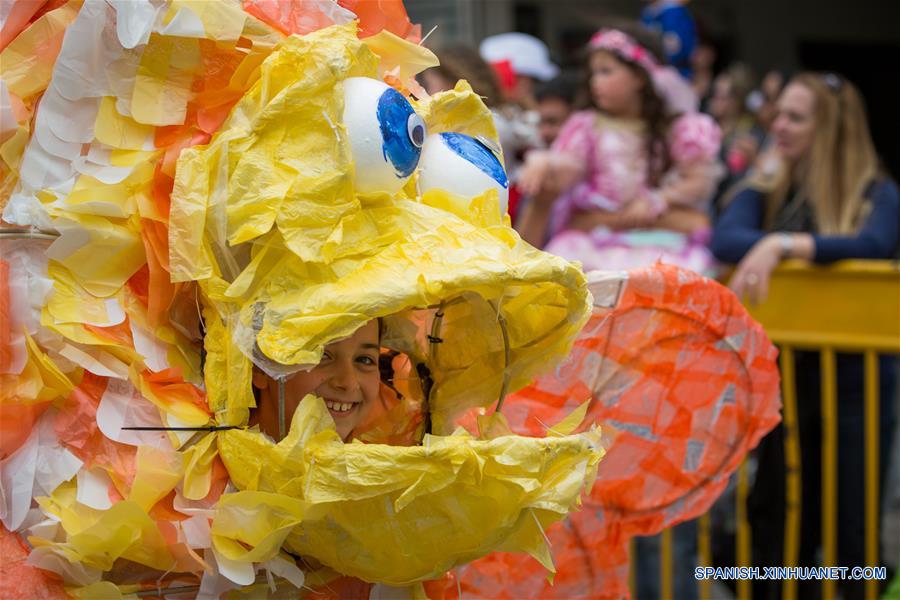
[0,1,602,597]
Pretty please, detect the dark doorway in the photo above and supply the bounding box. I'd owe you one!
[514,2,542,40]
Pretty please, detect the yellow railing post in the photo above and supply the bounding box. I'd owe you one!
[863,350,880,600]
[697,514,712,600]
[820,348,838,600]
[736,460,751,600]
[780,346,801,600]
[681,260,897,599]
[660,528,673,600]
[741,261,898,599]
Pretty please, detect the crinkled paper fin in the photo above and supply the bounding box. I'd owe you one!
[215,398,603,585]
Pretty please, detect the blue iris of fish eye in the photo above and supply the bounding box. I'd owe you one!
[440,132,509,188]
[376,87,422,178]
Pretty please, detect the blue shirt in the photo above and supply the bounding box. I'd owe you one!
[640,2,696,79]
[710,179,900,264]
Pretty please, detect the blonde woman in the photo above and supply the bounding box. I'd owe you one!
[711,73,898,299]
[711,73,898,600]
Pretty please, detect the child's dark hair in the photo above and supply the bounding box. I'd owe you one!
[535,71,579,106]
[577,22,672,186]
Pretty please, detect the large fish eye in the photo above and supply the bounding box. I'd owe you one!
[417,132,510,216]
[407,114,426,148]
[342,77,423,195]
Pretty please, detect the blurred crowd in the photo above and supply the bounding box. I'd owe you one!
[418,1,899,598]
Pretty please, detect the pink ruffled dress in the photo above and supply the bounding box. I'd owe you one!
[545,110,722,275]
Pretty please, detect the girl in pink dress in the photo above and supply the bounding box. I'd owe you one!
[518,27,722,275]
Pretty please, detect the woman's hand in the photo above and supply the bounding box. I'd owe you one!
[729,234,784,304]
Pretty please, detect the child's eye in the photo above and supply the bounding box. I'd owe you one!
[357,355,377,366]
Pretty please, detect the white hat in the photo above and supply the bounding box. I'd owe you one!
[479,33,559,81]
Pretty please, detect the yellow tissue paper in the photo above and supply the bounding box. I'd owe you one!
[182,431,219,500]
[46,262,125,327]
[34,483,176,573]
[361,29,439,83]
[415,80,500,143]
[164,0,247,42]
[128,445,184,512]
[0,0,83,100]
[94,97,155,151]
[131,34,200,126]
[45,214,146,298]
[1,333,76,404]
[170,22,379,278]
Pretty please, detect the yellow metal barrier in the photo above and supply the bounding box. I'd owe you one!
[747,260,899,600]
[672,260,898,600]
[743,260,900,352]
[749,260,898,600]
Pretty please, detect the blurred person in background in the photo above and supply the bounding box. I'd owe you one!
[690,20,724,112]
[478,33,562,222]
[478,32,558,166]
[516,27,719,591]
[641,0,697,79]
[534,71,579,147]
[419,45,502,104]
[517,25,721,276]
[479,32,558,110]
[711,72,898,600]
[707,63,765,210]
[746,68,793,137]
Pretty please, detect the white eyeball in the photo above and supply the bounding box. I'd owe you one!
[342,77,424,195]
[418,132,509,215]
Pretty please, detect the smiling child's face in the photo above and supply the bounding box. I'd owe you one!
[253,320,381,441]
